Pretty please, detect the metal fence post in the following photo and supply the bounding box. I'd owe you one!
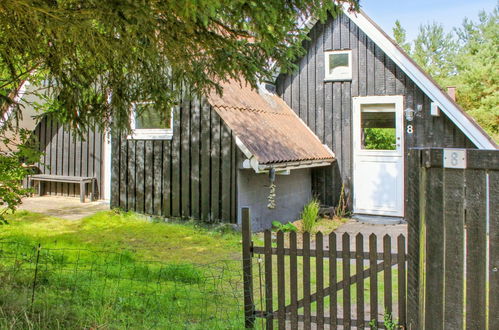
[242,207,255,328]
[31,243,41,311]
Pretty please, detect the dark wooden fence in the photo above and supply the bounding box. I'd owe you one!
[406,148,498,329]
[30,117,105,198]
[242,208,407,329]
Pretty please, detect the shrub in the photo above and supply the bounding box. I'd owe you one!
[271,221,297,233]
[301,199,320,233]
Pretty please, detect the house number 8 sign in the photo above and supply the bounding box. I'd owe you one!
[406,125,413,134]
[443,149,467,169]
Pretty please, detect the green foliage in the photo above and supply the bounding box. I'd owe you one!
[301,199,320,233]
[0,129,41,224]
[363,128,396,150]
[393,8,498,142]
[392,20,411,54]
[272,221,298,233]
[412,22,457,83]
[0,0,358,133]
[369,312,401,329]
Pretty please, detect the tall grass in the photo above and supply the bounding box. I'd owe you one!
[0,242,244,329]
[301,199,320,233]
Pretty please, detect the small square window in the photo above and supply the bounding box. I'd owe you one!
[128,102,173,140]
[324,50,352,81]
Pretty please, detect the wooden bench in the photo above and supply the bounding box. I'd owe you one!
[28,175,96,203]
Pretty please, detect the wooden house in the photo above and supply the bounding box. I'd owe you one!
[14,6,497,229]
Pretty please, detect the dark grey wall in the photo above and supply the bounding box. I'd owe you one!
[33,117,104,198]
[111,98,239,223]
[275,12,475,207]
[237,169,312,232]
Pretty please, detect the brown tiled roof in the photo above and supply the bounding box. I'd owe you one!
[208,80,335,165]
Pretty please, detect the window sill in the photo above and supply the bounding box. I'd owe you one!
[127,132,173,140]
[324,78,352,82]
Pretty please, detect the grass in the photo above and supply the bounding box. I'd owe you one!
[0,210,246,329]
[1,209,393,329]
[0,209,243,264]
[300,199,320,233]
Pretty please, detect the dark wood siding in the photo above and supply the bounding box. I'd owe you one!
[111,98,239,223]
[33,117,105,198]
[276,13,475,207]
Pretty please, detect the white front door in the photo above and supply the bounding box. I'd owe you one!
[352,96,404,217]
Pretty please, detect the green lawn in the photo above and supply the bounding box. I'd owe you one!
[0,210,246,329]
[0,210,401,329]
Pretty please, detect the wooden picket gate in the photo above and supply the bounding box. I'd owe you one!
[242,208,407,329]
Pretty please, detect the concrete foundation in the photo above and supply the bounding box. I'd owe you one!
[237,168,312,232]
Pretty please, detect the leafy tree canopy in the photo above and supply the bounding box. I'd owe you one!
[0,0,358,133]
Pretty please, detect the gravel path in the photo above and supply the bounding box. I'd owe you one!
[19,196,109,220]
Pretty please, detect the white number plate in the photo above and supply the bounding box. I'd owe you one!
[443,149,467,169]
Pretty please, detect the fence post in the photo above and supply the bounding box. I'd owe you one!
[31,243,41,311]
[242,207,255,328]
[406,148,422,329]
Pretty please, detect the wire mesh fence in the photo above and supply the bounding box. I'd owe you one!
[0,241,246,329]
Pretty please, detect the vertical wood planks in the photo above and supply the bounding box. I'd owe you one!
[210,109,221,221]
[110,131,120,206]
[264,230,274,329]
[220,124,231,221]
[307,26,316,133]
[355,233,364,327]
[171,106,181,217]
[397,235,406,327]
[489,170,499,330]
[190,96,201,220]
[406,149,421,329]
[289,231,298,329]
[180,96,191,217]
[329,232,338,327]
[315,23,325,142]
[153,141,163,215]
[465,169,487,329]
[135,141,145,213]
[443,168,465,328]
[264,230,274,330]
[200,101,211,221]
[241,208,255,328]
[119,136,128,209]
[369,234,378,324]
[277,231,285,329]
[127,140,136,212]
[424,165,444,330]
[161,141,171,216]
[303,232,311,329]
[342,233,351,329]
[383,235,392,315]
[316,232,324,329]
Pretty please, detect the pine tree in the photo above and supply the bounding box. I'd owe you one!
[412,22,457,85]
[392,20,411,54]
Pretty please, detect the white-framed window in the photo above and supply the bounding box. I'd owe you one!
[324,50,352,81]
[128,102,173,140]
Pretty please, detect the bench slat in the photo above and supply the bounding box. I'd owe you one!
[30,175,94,183]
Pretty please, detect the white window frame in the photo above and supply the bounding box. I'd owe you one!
[324,49,352,81]
[127,102,174,140]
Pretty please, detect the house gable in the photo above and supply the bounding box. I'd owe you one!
[342,8,496,150]
[275,9,493,207]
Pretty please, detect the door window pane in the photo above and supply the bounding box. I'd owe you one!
[361,105,396,150]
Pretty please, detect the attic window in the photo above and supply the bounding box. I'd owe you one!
[128,102,173,140]
[324,50,352,81]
